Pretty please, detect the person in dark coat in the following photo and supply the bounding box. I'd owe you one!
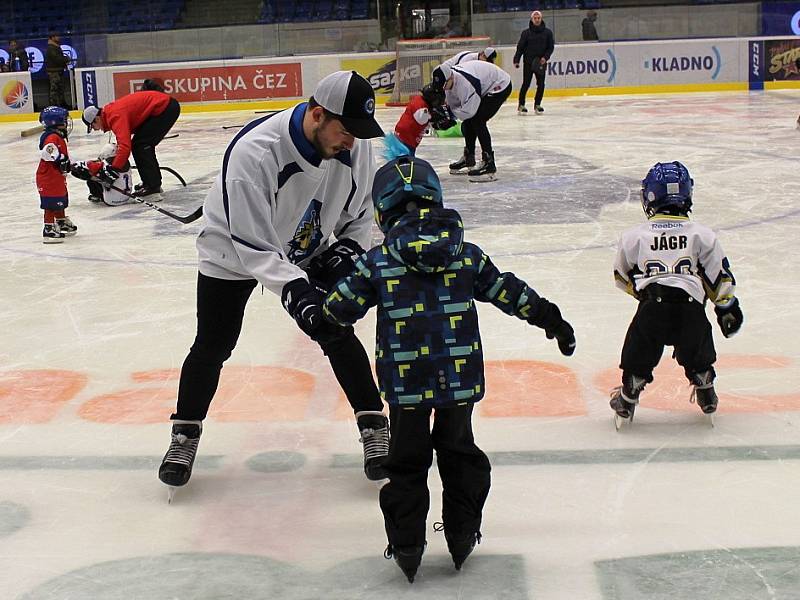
[513,11,555,114]
[8,40,29,72]
[582,10,599,41]
[45,33,71,108]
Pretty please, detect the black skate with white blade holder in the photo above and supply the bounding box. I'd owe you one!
[449,149,475,175]
[610,387,637,431]
[159,420,202,503]
[468,150,497,183]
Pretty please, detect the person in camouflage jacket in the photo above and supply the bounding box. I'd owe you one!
[323,156,575,582]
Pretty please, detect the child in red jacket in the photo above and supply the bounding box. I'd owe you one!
[383,84,456,159]
[36,106,77,243]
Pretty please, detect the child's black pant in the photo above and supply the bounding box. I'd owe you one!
[620,283,717,382]
[379,402,491,548]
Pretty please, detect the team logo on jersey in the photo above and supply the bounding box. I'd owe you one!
[287,199,323,264]
[2,80,29,109]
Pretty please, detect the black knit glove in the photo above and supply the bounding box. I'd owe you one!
[714,298,743,338]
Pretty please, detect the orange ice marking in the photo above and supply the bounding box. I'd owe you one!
[0,369,88,424]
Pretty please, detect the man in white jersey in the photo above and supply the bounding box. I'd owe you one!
[439,47,497,69]
[610,162,743,422]
[158,71,390,495]
[431,61,512,181]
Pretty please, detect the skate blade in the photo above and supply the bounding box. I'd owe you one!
[167,486,177,504]
[468,174,497,183]
[449,169,471,176]
[613,407,635,431]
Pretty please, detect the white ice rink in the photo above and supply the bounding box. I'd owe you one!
[1,90,800,600]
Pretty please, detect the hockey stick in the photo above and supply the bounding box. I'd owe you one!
[20,124,45,138]
[131,164,187,187]
[222,125,244,130]
[95,178,202,224]
[164,133,179,139]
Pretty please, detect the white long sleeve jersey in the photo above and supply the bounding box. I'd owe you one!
[440,51,480,69]
[445,61,512,122]
[197,104,376,297]
[613,215,736,307]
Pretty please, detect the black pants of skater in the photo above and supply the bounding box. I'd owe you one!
[173,272,383,421]
[379,403,491,548]
[620,283,717,382]
[518,60,546,107]
[461,83,512,156]
[132,98,180,189]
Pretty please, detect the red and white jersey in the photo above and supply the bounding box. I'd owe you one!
[613,214,737,307]
[36,130,69,198]
[394,95,431,150]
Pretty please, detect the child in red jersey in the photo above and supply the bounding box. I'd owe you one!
[383,84,455,159]
[36,106,76,243]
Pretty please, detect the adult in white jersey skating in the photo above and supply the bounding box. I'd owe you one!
[611,161,743,422]
[158,72,390,496]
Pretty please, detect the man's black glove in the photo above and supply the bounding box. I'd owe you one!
[528,299,576,356]
[306,239,365,289]
[714,297,743,338]
[430,105,456,131]
[97,163,119,185]
[281,278,326,336]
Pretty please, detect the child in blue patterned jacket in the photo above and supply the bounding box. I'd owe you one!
[323,156,576,583]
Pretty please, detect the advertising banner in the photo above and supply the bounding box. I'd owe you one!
[342,56,416,94]
[749,40,765,89]
[0,72,34,114]
[762,2,800,36]
[82,70,98,107]
[544,46,618,88]
[763,38,800,81]
[112,63,303,102]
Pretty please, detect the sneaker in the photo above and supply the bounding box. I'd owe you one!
[88,194,103,203]
[56,217,77,237]
[158,420,202,488]
[134,185,163,200]
[356,411,389,481]
[517,105,528,114]
[43,223,65,244]
[534,105,544,114]
[384,544,425,583]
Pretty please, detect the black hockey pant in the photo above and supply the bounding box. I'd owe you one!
[379,403,491,548]
[132,98,180,189]
[173,272,383,421]
[518,60,546,107]
[461,83,512,157]
[620,284,717,384]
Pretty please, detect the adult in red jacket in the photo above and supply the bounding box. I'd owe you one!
[82,90,180,197]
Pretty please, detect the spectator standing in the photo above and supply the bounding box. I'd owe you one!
[582,11,599,41]
[45,33,70,108]
[8,40,29,72]
[513,11,554,115]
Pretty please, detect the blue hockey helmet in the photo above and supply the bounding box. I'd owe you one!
[39,106,72,135]
[372,156,443,232]
[641,161,693,217]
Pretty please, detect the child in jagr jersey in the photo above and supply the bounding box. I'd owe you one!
[36,106,77,243]
[383,84,455,160]
[323,156,575,583]
[610,161,744,426]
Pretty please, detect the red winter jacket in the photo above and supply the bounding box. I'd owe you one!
[394,95,431,150]
[99,91,171,170]
[36,131,69,199]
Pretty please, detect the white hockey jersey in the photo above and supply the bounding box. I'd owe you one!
[197,104,376,296]
[613,215,736,307]
[440,50,480,69]
[445,61,512,122]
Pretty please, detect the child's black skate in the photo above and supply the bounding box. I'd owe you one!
[356,411,389,481]
[158,420,202,502]
[694,386,718,414]
[384,544,425,583]
[449,149,475,175]
[56,217,77,237]
[468,151,497,183]
[445,530,482,570]
[690,369,717,426]
[610,387,636,430]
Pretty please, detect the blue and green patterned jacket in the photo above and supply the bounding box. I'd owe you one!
[323,206,555,408]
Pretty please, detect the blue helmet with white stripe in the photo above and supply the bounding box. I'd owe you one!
[372,156,443,232]
[641,161,693,217]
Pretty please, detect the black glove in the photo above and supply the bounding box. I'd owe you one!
[546,321,576,356]
[306,239,365,289]
[97,163,119,185]
[430,105,456,131]
[70,161,92,181]
[714,298,743,338]
[281,278,326,336]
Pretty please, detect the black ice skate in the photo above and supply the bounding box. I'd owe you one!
[56,217,77,237]
[384,544,425,583]
[42,223,65,244]
[449,149,475,175]
[534,105,544,114]
[88,194,103,203]
[445,530,482,570]
[356,411,389,481]
[517,105,528,115]
[159,420,202,502]
[134,185,163,200]
[610,387,637,430]
[468,151,497,183]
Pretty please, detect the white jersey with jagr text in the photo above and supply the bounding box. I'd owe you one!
[613,215,736,307]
